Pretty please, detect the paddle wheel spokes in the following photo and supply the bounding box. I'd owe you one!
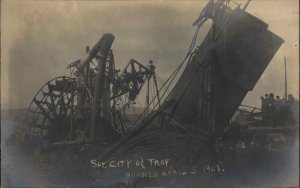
[26,76,77,145]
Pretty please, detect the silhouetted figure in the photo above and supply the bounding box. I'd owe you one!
[122,70,131,91]
[137,66,145,83]
[261,94,271,120]
[268,93,277,127]
[287,94,296,103]
[286,94,298,124]
[275,96,282,125]
[123,70,131,84]
[148,60,155,74]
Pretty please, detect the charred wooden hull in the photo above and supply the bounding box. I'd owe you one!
[96,5,285,164]
[165,6,284,135]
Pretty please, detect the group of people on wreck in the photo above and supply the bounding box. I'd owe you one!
[260,93,298,126]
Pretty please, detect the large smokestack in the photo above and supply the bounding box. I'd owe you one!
[76,33,115,73]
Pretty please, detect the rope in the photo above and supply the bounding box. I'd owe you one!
[146,13,212,119]
[148,24,202,112]
[132,23,202,124]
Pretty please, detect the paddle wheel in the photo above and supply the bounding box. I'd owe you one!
[26,76,77,145]
[25,34,161,146]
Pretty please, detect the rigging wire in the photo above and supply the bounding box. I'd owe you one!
[115,12,209,130]
[146,17,209,116]
[132,23,203,124]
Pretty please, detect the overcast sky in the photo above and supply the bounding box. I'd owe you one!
[1,0,299,110]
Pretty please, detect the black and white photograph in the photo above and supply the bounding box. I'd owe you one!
[1,0,299,187]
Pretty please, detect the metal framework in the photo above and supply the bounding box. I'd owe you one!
[25,34,161,146]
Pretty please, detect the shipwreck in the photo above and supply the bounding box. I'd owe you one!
[24,0,285,174]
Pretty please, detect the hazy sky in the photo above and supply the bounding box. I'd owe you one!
[1,0,299,109]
